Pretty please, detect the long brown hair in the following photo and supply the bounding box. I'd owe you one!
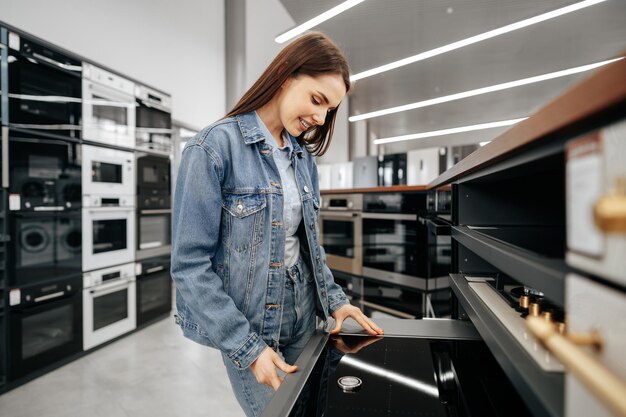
[226,32,351,156]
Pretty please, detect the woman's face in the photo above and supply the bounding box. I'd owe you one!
[277,73,347,136]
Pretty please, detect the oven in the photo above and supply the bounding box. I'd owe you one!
[82,203,135,272]
[8,275,82,381]
[135,84,172,155]
[82,144,135,198]
[319,194,362,276]
[5,31,82,139]
[137,153,170,207]
[82,262,136,350]
[10,210,81,286]
[566,120,626,287]
[8,133,81,210]
[136,256,172,326]
[82,62,135,149]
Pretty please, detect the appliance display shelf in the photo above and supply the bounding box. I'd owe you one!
[450,273,563,417]
[453,226,567,306]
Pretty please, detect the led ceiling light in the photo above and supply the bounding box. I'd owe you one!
[373,118,528,145]
[349,57,623,122]
[350,0,608,82]
[275,0,366,44]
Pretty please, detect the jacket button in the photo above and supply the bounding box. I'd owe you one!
[237,204,244,212]
[303,185,309,193]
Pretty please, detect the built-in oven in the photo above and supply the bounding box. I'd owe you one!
[319,194,362,276]
[135,84,172,155]
[136,256,172,326]
[10,210,81,286]
[82,262,136,350]
[82,62,135,149]
[8,275,82,381]
[82,201,135,272]
[82,144,135,198]
[136,208,171,260]
[8,133,81,210]
[5,31,82,139]
[137,153,171,207]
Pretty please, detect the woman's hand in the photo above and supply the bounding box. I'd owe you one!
[249,347,298,390]
[330,304,384,336]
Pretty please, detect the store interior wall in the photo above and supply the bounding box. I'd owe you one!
[0,0,225,130]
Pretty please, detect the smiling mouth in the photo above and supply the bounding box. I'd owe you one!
[299,118,312,131]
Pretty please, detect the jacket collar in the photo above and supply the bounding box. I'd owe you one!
[235,111,304,157]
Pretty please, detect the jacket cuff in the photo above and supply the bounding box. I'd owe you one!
[328,295,350,315]
[227,332,268,369]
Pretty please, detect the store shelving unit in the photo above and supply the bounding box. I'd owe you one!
[430,57,626,417]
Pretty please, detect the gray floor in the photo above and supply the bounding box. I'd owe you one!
[0,318,244,417]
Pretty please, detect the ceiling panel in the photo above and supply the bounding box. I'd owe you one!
[279,0,626,151]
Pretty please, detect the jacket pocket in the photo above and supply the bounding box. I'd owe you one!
[221,193,266,252]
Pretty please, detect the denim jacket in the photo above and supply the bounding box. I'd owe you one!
[171,111,349,369]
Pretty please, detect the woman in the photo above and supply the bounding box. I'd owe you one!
[171,32,383,417]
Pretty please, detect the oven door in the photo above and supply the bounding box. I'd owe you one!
[8,277,83,381]
[10,211,82,286]
[9,135,81,210]
[7,34,82,139]
[82,207,135,271]
[82,80,135,148]
[319,211,362,276]
[82,144,135,198]
[137,209,171,260]
[83,277,136,350]
[136,258,172,325]
[136,103,172,155]
[137,154,171,204]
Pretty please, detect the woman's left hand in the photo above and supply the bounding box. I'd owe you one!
[330,304,384,336]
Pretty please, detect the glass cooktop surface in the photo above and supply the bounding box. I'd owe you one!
[289,335,530,417]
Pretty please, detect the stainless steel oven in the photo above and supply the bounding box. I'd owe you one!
[8,275,82,381]
[9,133,81,210]
[82,201,135,272]
[82,62,135,149]
[10,210,81,286]
[82,262,136,350]
[135,84,172,155]
[82,144,135,199]
[136,256,172,326]
[5,31,82,139]
[319,194,362,276]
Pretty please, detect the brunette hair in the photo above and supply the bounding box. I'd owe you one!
[225,32,351,156]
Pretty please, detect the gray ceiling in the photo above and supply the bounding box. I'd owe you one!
[279,0,626,153]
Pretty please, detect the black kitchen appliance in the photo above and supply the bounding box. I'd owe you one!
[378,153,407,186]
[4,29,82,139]
[135,84,172,155]
[136,255,172,326]
[8,275,82,381]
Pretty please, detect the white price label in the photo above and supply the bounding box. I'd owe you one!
[8,32,20,50]
[9,194,21,211]
[10,289,21,306]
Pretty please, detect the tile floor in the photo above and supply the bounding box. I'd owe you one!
[0,317,244,417]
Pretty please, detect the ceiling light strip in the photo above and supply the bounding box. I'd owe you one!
[275,0,366,44]
[373,118,528,145]
[350,57,623,122]
[350,0,608,81]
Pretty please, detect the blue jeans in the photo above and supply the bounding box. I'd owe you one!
[222,258,317,417]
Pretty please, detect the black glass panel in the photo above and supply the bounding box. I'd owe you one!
[92,94,127,126]
[136,105,171,129]
[140,274,171,314]
[139,215,170,250]
[93,219,127,254]
[93,289,128,331]
[290,336,531,417]
[22,304,73,359]
[322,220,354,258]
[362,219,417,275]
[92,161,122,184]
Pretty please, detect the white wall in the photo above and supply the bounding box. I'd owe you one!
[0,0,224,129]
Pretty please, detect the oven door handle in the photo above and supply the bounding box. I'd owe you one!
[145,265,166,274]
[31,52,82,72]
[89,280,133,296]
[2,127,8,188]
[362,212,416,221]
[140,209,172,215]
[320,211,360,218]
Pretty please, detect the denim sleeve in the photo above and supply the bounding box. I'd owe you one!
[310,158,350,315]
[171,142,267,369]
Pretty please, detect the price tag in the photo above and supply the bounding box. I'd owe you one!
[9,193,21,211]
[8,32,20,50]
[10,289,21,306]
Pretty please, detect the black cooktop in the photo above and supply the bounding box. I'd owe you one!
[289,335,530,417]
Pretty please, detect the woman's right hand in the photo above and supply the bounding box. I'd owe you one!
[249,347,298,390]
